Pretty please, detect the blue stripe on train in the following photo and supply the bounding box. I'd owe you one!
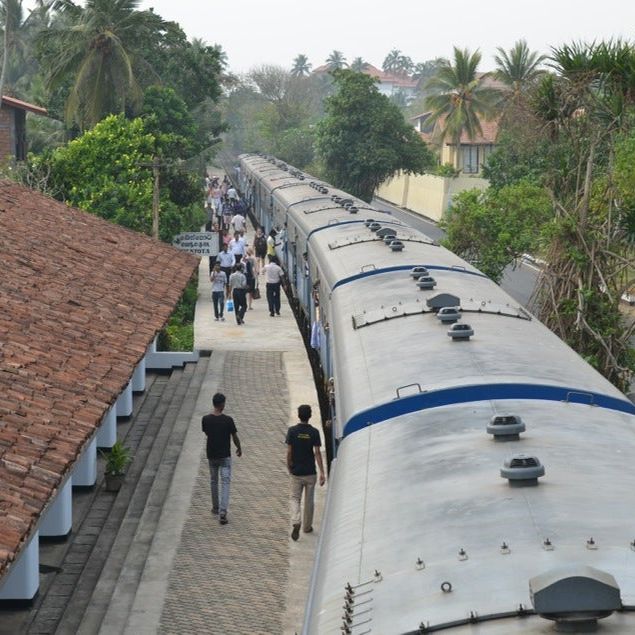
[342,382,635,437]
[332,264,488,291]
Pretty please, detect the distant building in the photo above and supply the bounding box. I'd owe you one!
[412,111,499,175]
[313,63,419,102]
[0,95,48,162]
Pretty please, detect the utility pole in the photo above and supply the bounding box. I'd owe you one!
[152,156,160,240]
[138,156,170,240]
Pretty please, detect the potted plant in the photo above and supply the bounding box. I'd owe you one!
[101,441,132,492]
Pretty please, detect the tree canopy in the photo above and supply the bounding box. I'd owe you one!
[425,47,501,148]
[316,69,434,201]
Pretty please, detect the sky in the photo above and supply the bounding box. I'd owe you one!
[21,0,635,74]
[131,0,635,74]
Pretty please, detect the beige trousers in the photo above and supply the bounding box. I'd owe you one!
[290,474,317,529]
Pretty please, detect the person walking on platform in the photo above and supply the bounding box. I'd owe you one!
[202,393,242,525]
[254,227,267,272]
[229,231,246,266]
[210,263,227,322]
[217,243,235,295]
[231,210,246,234]
[266,228,278,259]
[243,248,257,310]
[263,255,284,316]
[286,405,325,540]
[229,264,248,325]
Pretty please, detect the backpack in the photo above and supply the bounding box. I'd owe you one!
[254,235,266,252]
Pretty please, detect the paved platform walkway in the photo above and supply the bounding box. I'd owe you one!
[122,228,324,635]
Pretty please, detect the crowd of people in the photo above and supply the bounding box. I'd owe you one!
[202,172,326,539]
[206,174,286,325]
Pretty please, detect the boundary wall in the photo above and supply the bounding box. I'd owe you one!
[376,172,489,222]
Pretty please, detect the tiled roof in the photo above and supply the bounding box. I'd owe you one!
[312,63,418,88]
[358,64,418,88]
[415,112,500,145]
[0,181,198,578]
[1,96,47,116]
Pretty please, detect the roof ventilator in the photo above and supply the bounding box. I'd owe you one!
[501,454,544,486]
[447,323,474,340]
[390,240,404,252]
[529,565,621,632]
[487,415,525,440]
[410,266,429,278]
[436,306,461,323]
[417,276,436,290]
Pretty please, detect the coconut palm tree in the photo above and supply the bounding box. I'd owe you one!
[382,48,401,74]
[0,0,51,97]
[425,47,502,156]
[291,53,311,77]
[350,56,367,72]
[38,0,165,129]
[325,50,346,70]
[383,48,413,76]
[495,39,546,102]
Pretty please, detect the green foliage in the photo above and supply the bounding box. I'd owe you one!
[432,163,460,177]
[41,114,155,231]
[157,274,198,351]
[141,85,197,157]
[101,441,132,475]
[36,0,167,129]
[442,181,552,283]
[482,130,550,188]
[316,69,435,202]
[425,48,502,146]
[613,126,635,237]
[32,113,205,239]
[223,66,322,169]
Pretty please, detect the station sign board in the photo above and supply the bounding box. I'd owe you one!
[172,232,219,256]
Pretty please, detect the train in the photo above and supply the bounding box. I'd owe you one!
[236,154,635,634]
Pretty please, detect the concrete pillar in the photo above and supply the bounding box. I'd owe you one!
[72,436,96,487]
[39,480,72,538]
[131,356,146,393]
[115,381,132,418]
[0,531,39,601]
[97,405,117,448]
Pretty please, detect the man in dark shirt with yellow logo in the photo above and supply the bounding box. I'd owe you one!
[285,404,325,541]
[202,393,242,525]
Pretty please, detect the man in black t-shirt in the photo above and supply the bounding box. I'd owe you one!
[201,393,242,525]
[285,404,325,541]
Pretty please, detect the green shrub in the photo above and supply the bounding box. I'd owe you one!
[157,274,198,351]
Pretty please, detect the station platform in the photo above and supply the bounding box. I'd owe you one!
[0,224,324,635]
[143,246,324,635]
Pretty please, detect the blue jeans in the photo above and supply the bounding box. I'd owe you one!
[208,457,231,513]
[212,291,224,318]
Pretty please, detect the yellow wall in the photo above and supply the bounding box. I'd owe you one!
[376,172,489,222]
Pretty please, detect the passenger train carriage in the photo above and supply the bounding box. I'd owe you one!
[237,154,635,634]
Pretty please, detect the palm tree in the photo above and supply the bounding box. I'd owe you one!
[495,39,546,101]
[325,50,346,70]
[383,48,401,74]
[350,56,367,72]
[291,53,311,77]
[38,0,165,129]
[425,47,502,162]
[0,0,50,97]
